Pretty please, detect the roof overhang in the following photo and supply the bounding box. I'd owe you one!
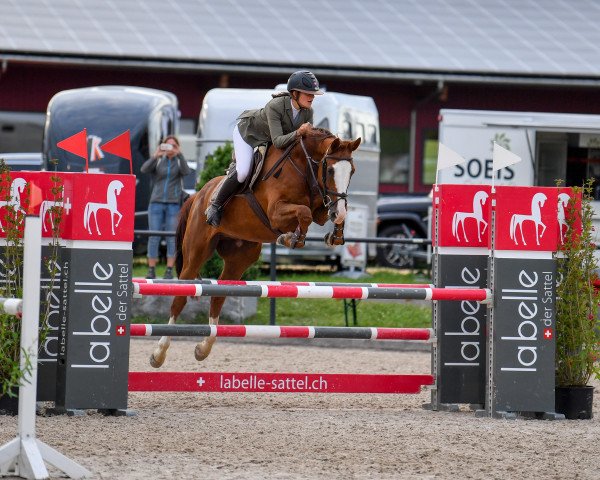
[4,52,600,89]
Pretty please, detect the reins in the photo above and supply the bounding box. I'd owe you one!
[298,137,352,210]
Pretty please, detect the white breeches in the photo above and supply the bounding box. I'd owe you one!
[233,125,254,183]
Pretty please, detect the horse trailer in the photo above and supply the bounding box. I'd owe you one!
[196,87,380,266]
[42,85,194,254]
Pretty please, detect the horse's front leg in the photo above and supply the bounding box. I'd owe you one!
[270,203,312,249]
[324,220,345,246]
[112,211,123,235]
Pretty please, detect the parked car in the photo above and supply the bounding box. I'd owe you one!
[376,194,431,269]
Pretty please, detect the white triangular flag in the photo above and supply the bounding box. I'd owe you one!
[492,142,521,171]
[436,143,466,171]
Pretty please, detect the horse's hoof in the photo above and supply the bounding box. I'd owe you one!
[194,343,212,361]
[150,352,164,368]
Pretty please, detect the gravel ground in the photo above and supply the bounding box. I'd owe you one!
[1,337,599,480]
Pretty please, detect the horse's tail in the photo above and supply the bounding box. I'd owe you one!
[175,194,195,277]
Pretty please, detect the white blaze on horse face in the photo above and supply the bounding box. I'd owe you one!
[332,161,352,224]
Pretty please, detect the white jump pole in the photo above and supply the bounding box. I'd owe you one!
[0,215,91,479]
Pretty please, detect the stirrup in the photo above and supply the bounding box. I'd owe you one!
[205,204,223,227]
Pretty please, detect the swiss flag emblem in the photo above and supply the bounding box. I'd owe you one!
[543,328,553,340]
[116,325,127,336]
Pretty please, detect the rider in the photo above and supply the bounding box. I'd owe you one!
[205,70,324,227]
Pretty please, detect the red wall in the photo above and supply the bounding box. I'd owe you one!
[3,61,600,193]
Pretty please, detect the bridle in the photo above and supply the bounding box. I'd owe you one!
[299,136,353,212]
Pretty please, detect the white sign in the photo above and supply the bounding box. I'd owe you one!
[340,204,368,269]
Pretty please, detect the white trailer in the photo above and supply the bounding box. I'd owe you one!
[196,87,380,266]
[438,108,600,244]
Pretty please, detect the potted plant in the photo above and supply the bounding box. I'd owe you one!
[555,179,600,419]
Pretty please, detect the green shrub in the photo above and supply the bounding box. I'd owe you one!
[555,180,600,387]
[197,142,233,190]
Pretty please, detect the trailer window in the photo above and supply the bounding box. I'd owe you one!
[354,123,365,143]
[421,129,439,185]
[366,124,378,146]
[379,126,409,186]
[340,112,353,139]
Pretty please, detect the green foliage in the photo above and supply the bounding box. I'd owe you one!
[555,179,600,387]
[198,142,233,190]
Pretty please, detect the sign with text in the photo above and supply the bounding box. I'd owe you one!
[436,254,487,405]
[55,248,132,410]
[490,257,556,414]
[37,245,63,401]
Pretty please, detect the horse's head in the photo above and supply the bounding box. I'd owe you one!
[475,190,488,205]
[299,128,359,224]
[558,193,570,208]
[12,178,27,194]
[109,180,125,195]
[533,192,547,208]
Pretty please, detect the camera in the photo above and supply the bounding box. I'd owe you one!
[160,143,174,151]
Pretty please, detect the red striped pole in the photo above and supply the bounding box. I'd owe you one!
[133,278,431,288]
[132,283,491,302]
[128,324,433,341]
[128,371,434,394]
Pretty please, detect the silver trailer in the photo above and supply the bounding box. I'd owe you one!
[196,87,380,266]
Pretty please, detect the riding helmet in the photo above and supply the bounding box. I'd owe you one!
[287,71,324,95]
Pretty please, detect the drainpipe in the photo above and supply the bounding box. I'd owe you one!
[408,80,446,192]
[0,59,7,81]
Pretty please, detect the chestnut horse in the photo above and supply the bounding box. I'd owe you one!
[150,127,361,367]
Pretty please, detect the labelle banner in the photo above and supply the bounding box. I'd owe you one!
[432,184,491,407]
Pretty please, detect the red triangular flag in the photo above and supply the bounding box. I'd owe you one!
[100,130,132,174]
[57,129,88,162]
[27,181,43,215]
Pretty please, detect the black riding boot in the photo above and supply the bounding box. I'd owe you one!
[205,173,242,227]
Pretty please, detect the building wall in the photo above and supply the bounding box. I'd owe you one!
[2,62,600,193]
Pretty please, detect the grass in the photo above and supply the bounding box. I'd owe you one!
[132,260,432,328]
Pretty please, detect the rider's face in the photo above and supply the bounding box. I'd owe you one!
[296,92,315,109]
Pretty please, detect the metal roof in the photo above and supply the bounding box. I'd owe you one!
[2,0,600,85]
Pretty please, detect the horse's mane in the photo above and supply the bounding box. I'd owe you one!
[306,126,335,138]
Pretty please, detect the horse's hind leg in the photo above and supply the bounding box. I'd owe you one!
[195,239,262,361]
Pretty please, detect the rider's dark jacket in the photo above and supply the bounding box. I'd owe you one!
[237,92,313,149]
